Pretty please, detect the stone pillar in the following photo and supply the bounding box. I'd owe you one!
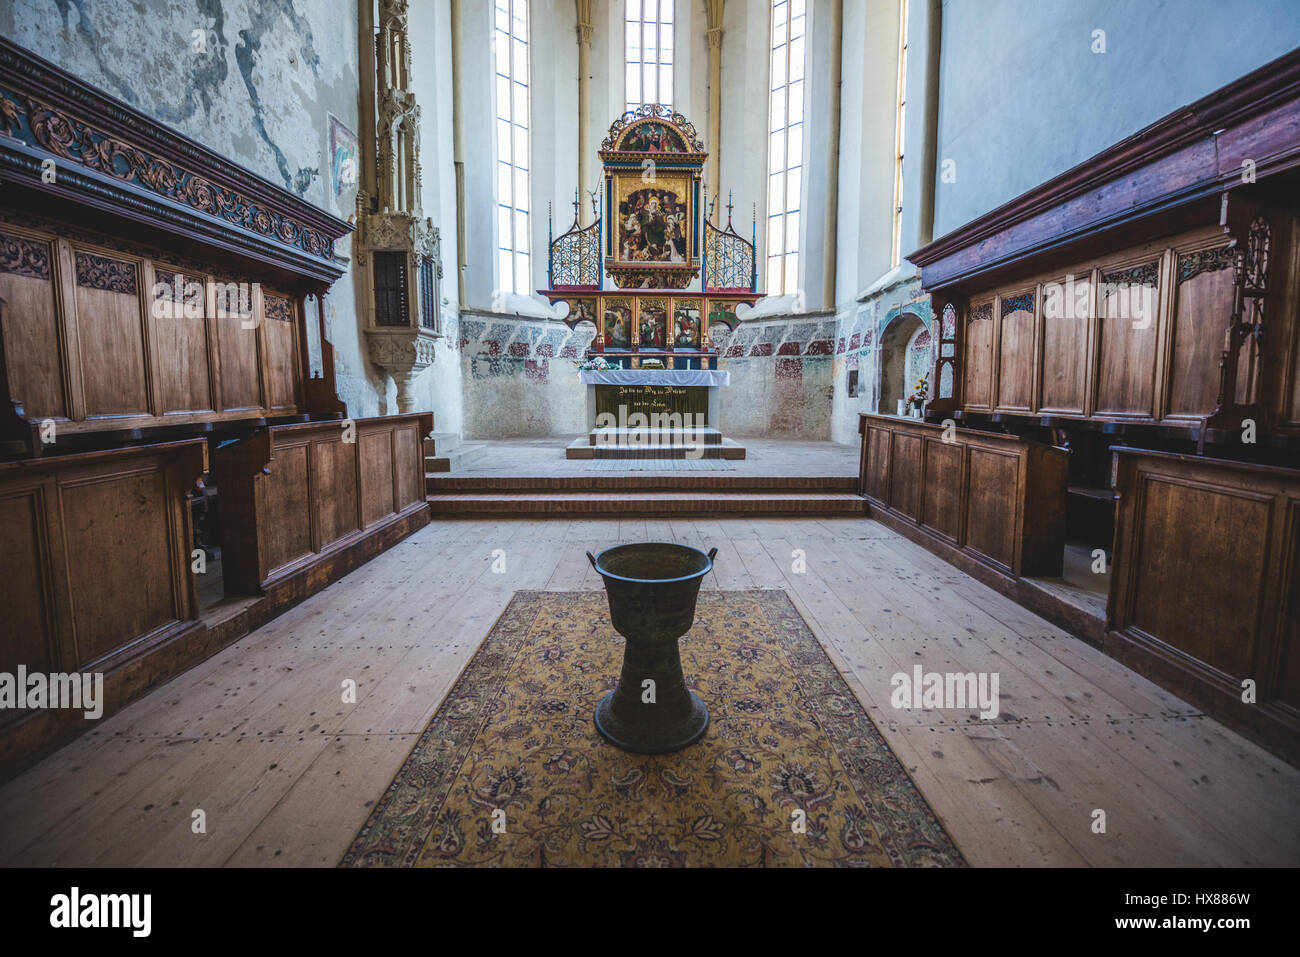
[705,0,724,222]
[821,0,842,309]
[576,0,595,224]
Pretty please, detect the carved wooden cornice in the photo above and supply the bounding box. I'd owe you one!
[0,38,352,286]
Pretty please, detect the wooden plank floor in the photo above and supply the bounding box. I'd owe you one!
[2,517,1296,867]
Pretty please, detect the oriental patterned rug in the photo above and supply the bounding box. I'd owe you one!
[340,589,965,867]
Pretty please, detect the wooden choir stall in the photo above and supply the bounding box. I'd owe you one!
[862,49,1300,764]
[0,39,433,780]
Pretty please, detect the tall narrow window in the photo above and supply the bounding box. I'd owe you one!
[890,0,909,267]
[766,0,805,297]
[625,0,674,111]
[495,0,531,295]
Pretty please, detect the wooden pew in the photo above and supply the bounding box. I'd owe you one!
[1107,447,1300,763]
[0,439,206,774]
[858,412,1068,579]
[213,413,433,601]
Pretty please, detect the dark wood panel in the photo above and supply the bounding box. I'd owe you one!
[1167,247,1234,419]
[965,447,1019,571]
[312,434,360,548]
[1108,448,1300,764]
[262,296,299,412]
[1094,264,1160,418]
[74,270,149,418]
[359,430,395,527]
[257,441,313,575]
[0,246,65,419]
[858,413,1066,579]
[1128,476,1269,677]
[996,293,1035,412]
[920,436,963,541]
[61,466,179,664]
[0,488,54,679]
[963,302,994,411]
[1279,504,1300,715]
[890,433,922,521]
[394,424,420,508]
[216,311,262,412]
[150,268,213,415]
[864,425,890,501]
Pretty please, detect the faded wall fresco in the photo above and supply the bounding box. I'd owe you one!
[713,315,838,438]
[458,313,595,438]
[6,0,358,211]
[829,274,935,446]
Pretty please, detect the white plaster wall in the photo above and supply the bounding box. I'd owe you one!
[933,0,1300,236]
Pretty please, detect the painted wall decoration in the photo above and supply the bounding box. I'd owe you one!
[329,115,359,197]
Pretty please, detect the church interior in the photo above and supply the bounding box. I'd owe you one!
[1,0,1299,879]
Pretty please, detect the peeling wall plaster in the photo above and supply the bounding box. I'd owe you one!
[18,0,353,205]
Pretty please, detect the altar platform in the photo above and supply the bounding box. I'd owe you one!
[574,367,744,460]
[425,437,863,517]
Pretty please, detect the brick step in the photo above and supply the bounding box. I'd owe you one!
[426,474,859,492]
[425,490,866,517]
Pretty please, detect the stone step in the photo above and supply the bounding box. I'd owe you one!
[425,440,488,473]
[427,474,859,492]
[425,490,866,517]
[566,437,746,460]
[587,427,724,446]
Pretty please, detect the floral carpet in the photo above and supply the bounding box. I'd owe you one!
[340,589,965,867]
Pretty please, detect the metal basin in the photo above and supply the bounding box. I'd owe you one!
[587,543,716,754]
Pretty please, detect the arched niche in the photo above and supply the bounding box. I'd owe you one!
[877,312,930,415]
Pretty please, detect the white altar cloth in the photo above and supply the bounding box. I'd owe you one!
[578,369,730,387]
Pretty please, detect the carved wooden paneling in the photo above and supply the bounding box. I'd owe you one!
[149,265,214,415]
[0,488,55,680]
[256,441,313,575]
[1167,243,1236,420]
[359,430,396,527]
[1093,258,1161,418]
[920,436,963,542]
[857,413,1067,578]
[0,221,324,446]
[995,291,1036,412]
[215,414,432,590]
[1109,448,1300,761]
[1038,273,1090,416]
[71,247,150,418]
[215,287,263,413]
[0,231,64,420]
[962,300,995,412]
[262,291,300,412]
[0,440,204,674]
